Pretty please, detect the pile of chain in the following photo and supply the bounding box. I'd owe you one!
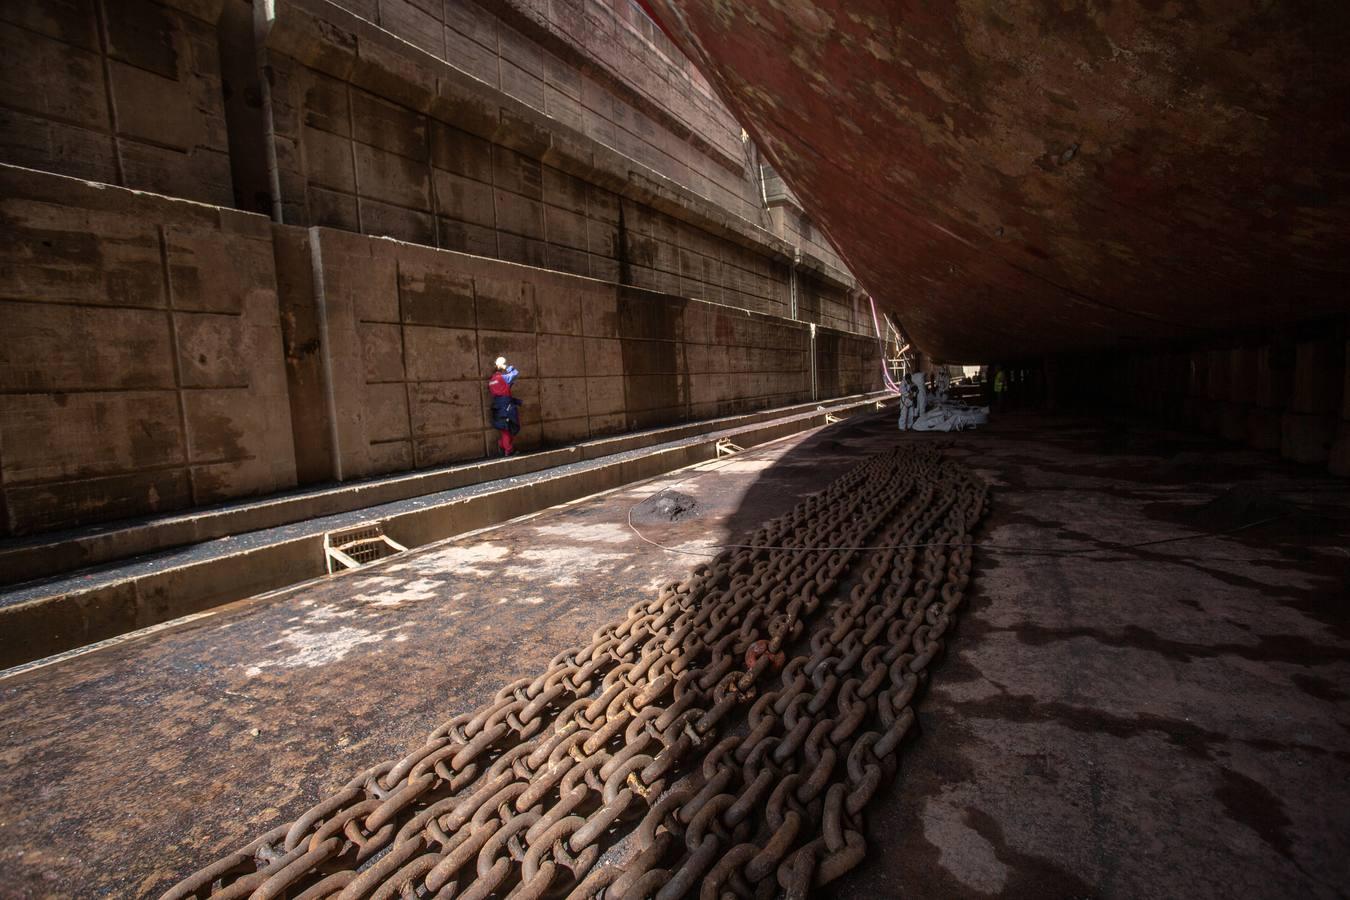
[163,446,986,900]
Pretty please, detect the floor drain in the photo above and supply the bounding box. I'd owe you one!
[323,522,407,573]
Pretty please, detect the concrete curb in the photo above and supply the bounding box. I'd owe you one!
[0,394,885,587]
[1,395,894,669]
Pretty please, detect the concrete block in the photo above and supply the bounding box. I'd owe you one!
[533,283,584,337]
[351,87,429,161]
[360,198,436,244]
[492,145,543,199]
[398,260,475,328]
[442,0,496,49]
[119,140,234,207]
[442,23,500,85]
[586,375,626,417]
[476,276,537,332]
[543,165,588,215]
[3,468,191,536]
[543,415,589,445]
[182,387,265,465]
[493,188,545,240]
[544,84,585,132]
[0,107,119,184]
[403,326,479,381]
[359,322,406,382]
[1255,340,1294,410]
[0,0,100,50]
[544,204,589,250]
[0,22,108,129]
[365,438,414,476]
[415,429,485,467]
[0,302,174,392]
[1280,412,1336,464]
[377,0,445,58]
[583,337,623,377]
[437,217,499,256]
[433,169,496,228]
[328,249,398,322]
[0,391,184,485]
[309,185,361,231]
[363,381,411,443]
[175,311,248,388]
[537,334,586,377]
[0,198,164,307]
[303,125,357,192]
[408,380,483,436]
[545,244,591,276]
[497,232,548,267]
[501,58,545,111]
[428,120,493,182]
[581,286,620,338]
[354,142,431,210]
[538,377,588,420]
[108,61,203,150]
[477,330,537,377]
[165,226,272,314]
[299,68,351,136]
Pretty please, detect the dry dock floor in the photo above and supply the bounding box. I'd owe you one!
[1,411,1347,898]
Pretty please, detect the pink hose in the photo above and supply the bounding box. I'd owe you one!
[867,295,902,393]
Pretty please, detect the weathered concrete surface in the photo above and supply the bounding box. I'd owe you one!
[0,393,884,586]
[0,0,233,204]
[259,0,860,321]
[0,165,298,537]
[642,1,1350,361]
[0,163,878,539]
[2,410,1347,897]
[0,393,890,668]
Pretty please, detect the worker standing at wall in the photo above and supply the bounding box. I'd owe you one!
[488,356,522,457]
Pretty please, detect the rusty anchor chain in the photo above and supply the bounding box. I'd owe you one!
[162,446,987,899]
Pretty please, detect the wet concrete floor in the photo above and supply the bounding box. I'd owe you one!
[1,411,1347,898]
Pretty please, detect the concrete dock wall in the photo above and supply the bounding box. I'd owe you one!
[0,166,299,536]
[0,0,882,538]
[0,165,880,536]
[0,0,234,205]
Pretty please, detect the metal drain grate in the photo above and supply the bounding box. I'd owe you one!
[323,522,407,573]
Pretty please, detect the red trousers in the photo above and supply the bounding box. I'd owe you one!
[497,428,514,455]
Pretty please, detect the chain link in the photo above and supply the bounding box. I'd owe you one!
[161,446,986,899]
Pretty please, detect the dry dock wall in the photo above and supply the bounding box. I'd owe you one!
[0,166,880,537]
[0,0,879,540]
[0,167,299,536]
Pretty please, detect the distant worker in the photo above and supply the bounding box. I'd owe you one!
[993,367,1008,412]
[488,356,522,457]
[898,377,916,430]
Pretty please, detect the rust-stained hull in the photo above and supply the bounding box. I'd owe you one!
[641,1,1350,361]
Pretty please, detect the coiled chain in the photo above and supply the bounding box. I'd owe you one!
[162,446,987,899]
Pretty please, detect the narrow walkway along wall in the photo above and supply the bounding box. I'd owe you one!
[0,166,880,537]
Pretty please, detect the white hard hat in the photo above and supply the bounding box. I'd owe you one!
[494,356,507,368]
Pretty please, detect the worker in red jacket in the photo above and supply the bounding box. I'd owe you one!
[488,356,521,456]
